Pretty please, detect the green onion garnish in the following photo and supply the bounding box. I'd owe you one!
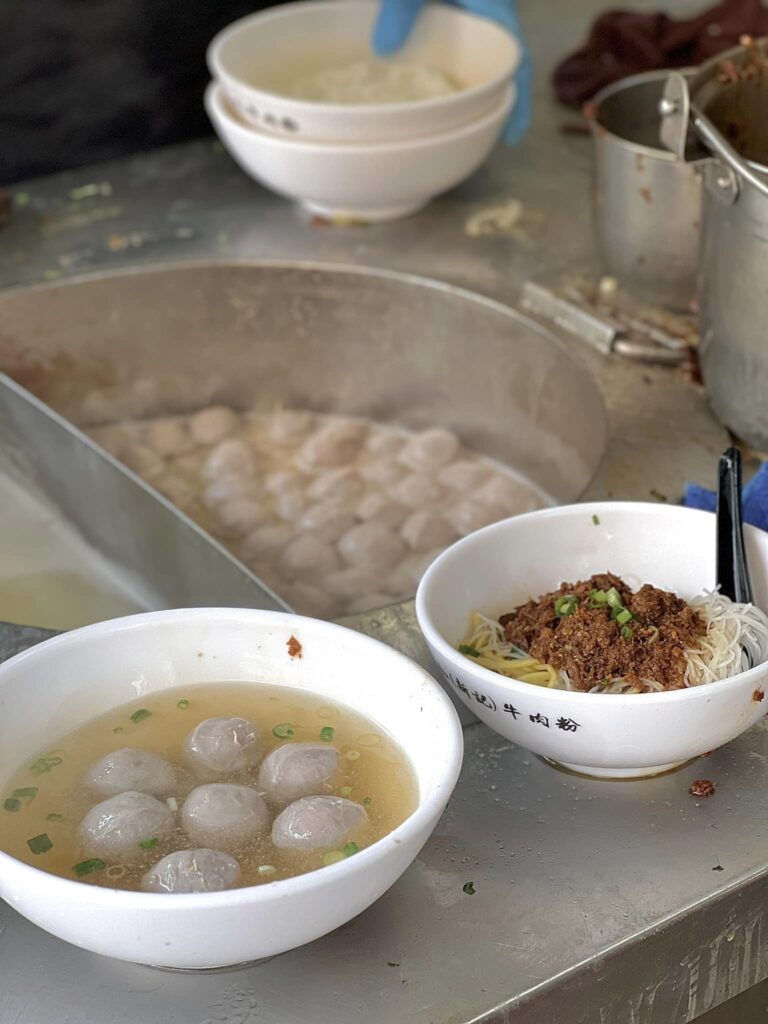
[605,587,623,609]
[74,858,106,877]
[462,881,476,895]
[272,723,294,739]
[46,812,64,822]
[13,787,39,803]
[621,625,634,639]
[363,797,372,808]
[139,837,159,850]
[113,727,124,734]
[592,514,600,525]
[130,708,152,724]
[616,608,633,626]
[554,595,579,617]
[3,798,20,812]
[27,833,52,855]
[343,842,360,857]
[30,754,63,774]
[590,589,608,604]
[458,644,482,657]
[339,786,353,797]
[323,850,345,866]
[176,699,190,710]
[320,726,335,742]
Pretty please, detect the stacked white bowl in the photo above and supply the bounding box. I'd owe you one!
[206,0,520,221]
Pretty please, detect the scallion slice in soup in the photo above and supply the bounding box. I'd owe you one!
[320,726,335,742]
[272,723,294,739]
[130,709,152,725]
[74,858,107,877]
[27,833,52,855]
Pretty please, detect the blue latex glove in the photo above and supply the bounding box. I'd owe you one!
[684,461,768,533]
[372,0,532,145]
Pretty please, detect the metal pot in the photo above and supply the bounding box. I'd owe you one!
[590,70,702,312]
[662,44,768,449]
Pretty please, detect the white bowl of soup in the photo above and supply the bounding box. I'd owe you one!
[416,503,768,779]
[0,609,462,968]
[205,79,512,222]
[207,0,520,143]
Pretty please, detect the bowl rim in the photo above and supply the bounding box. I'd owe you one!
[206,79,514,153]
[207,0,521,117]
[0,607,464,907]
[415,501,768,705]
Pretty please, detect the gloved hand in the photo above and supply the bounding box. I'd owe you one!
[372,0,531,145]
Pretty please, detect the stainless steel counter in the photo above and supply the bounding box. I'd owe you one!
[2,1,763,1022]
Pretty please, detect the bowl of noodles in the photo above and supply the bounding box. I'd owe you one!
[415,502,768,778]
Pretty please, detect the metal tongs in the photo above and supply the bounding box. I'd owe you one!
[716,446,755,667]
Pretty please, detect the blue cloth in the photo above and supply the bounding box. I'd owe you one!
[372,0,532,145]
[683,461,768,532]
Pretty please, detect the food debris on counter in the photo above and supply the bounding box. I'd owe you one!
[689,779,716,798]
[462,881,476,895]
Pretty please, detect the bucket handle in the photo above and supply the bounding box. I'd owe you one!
[660,71,768,200]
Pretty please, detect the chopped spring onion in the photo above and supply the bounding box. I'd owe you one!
[343,842,360,856]
[272,723,294,739]
[257,864,277,876]
[12,787,39,803]
[30,754,63,774]
[363,797,372,808]
[605,588,623,609]
[615,608,633,626]
[339,786,353,797]
[345,750,360,761]
[592,514,600,525]
[554,595,579,617]
[46,812,64,822]
[620,625,634,639]
[27,833,53,855]
[176,699,190,710]
[458,644,482,657]
[323,850,346,866]
[74,858,106,878]
[590,589,608,605]
[320,726,335,742]
[130,708,152,724]
[166,796,178,811]
[113,727,124,735]
[462,881,476,895]
[3,798,20,812]
[139,837,159,850]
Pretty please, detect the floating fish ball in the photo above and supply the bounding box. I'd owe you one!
[181,784,270,848]
[281,535,340,578]
[356,493,408,528]
[215,498,270,538]
[185,717,260,774]
[258,744,339,804]
[142,848,242,893]
[144,418,193,457]
[80,791,174,857]
[85,748,176,798]
[297,421,367,469]
[189,406,240,446]
[338,523,406,571]
[300,503,357,543]
[390,474,443,509]
[447,499,509,535]
[400,510,458,552]
[272,796,367,851]
[267,410,314,446]
[307,468,366,504]
[203,439,257,481]
[399,429,460,473]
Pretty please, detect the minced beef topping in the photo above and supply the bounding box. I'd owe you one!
[499,573,705,692]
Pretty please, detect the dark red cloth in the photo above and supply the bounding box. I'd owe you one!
[553,0,768,107]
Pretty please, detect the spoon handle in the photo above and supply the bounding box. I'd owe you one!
[716,446,753,604]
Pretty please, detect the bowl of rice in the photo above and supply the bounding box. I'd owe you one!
[416,503,768,778]
[207,0,520,143]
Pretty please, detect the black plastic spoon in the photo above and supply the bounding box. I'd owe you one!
[716,446,754,667]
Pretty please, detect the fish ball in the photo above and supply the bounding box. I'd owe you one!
[283,582,337,618]
[297,420,367,470]
[475,474,539,513]
[360,459,404,487]
[265,470,306,498]
[356,493,408,528]
[307,468,366,505]
[324,568,382,601]
[301,503,357,543]
[86,748,176,798]
[338,523,406,571]
[80,791,174,856]
[365,431,403,457]
[267,410,314,446]
[189,406,240,446]
[144,418,193,457]
[272,796,367,851]
[399,429,460,473]
[203,476,261,509]
[281,535,340,577]
[182,784,269,848]
[185,716,260,774]
[122,442,166,480]
[142,849,242,894]
[258,744,339,804]
[240,524,294,560]
[437,460,492,492]
[400,511,458,551]
[390,474,442,509]
[274,490,308,523]
[215,498,270,538]
[203,439,257,481]
[447,500,507,535]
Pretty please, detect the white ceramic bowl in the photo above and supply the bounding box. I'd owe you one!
[207,0,520,143]
[205,79,512,221]
[0,608,462,968]
[416,502,768,779]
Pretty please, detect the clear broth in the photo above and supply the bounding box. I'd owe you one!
[1,683,417,891]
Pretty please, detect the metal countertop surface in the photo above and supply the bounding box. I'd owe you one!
[1,1,762,1022]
